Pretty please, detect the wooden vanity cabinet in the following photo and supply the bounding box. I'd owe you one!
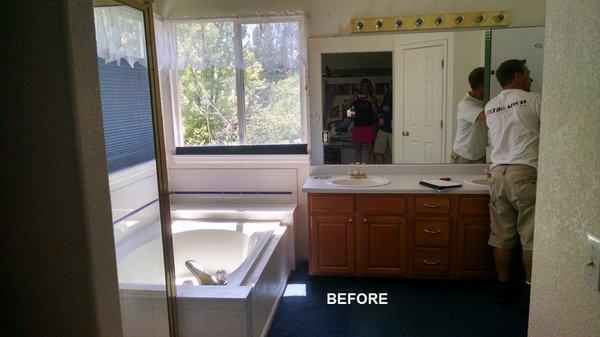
[357,195,408,275]
[455,196,496,278]
[308,193,496,279]
[308,195,355,275]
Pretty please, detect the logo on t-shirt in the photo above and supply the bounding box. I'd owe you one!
[486,100,528,115]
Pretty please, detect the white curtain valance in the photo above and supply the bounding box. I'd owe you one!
[153,18,306,72]
[94,6,147,68]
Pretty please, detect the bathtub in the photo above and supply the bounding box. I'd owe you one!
[116,219,292,337]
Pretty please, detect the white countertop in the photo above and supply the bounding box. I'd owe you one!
[302,174,490,194]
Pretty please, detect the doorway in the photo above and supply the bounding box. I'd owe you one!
[321,52,394,164]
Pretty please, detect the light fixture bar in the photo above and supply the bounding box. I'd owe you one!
[351,11,509,33]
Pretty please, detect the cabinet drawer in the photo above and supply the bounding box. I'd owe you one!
[309,194,354,214]
[358,195,407,215]
[413,249,450,277]
[414,196,450,215]
[414,218,450,247]
[457,196,489,216]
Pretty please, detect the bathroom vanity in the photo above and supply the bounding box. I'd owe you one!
[302,165,496,279]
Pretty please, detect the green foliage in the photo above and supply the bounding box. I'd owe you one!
[176,21,301,146]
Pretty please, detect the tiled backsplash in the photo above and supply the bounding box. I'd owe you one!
[167,159,310,260]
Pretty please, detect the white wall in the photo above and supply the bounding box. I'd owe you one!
[528,1,600,336]
[156,0,546,36]
[2,0,122,335]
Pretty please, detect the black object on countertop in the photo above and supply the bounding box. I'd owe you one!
[419,180,463,191]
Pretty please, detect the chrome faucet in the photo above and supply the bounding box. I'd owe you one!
[185,260,217,285]
[185,260,228,285]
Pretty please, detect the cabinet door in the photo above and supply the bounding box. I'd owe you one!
[456,218,496,278]
[309,214,355,275]
[360,216,408,275]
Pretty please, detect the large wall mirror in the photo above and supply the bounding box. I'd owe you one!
[309,27,544,165]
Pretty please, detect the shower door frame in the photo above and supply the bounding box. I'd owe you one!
[95,0,179,336]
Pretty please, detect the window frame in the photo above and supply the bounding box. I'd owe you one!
[169,15,308,154]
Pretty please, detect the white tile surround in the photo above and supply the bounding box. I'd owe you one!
[167,154,310,259]
[109,161,160,243]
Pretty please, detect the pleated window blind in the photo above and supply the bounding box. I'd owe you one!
[97,57,155,173]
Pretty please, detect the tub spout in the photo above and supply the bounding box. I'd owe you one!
[185,260,217,285]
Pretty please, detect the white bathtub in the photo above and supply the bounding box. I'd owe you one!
[116,219,292,337]
[118,221,275,287]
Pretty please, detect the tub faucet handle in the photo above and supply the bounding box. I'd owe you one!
[214,270,229,285]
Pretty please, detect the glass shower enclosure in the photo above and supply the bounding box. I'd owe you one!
[93,1,178,336]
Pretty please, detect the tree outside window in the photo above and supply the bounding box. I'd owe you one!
[175,19,303,147]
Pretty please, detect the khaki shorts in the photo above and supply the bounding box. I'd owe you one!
[451,153,486,164]
[488,164,537,250]
[373,130,392,154]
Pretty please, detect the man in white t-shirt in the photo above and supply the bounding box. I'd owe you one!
[485,59,540,308]
[452,67,487,163]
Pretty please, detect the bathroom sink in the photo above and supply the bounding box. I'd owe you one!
[325,176,391,188]
[464,176,491,187]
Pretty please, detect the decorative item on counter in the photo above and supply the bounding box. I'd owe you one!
[348,166,368,179]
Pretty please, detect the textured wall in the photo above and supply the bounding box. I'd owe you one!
[528,1,600,336]
[155,0,546,36]
[0,0,122,336]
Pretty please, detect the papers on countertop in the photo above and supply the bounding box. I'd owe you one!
[419,179,463,191]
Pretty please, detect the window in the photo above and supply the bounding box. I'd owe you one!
[95,6,156,173]
[171,18,306,151]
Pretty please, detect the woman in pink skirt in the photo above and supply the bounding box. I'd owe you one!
[349,79,379,163]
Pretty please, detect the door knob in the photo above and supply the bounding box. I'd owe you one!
[402,131,410,136]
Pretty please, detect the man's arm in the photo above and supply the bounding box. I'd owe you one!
[476,110,486,122]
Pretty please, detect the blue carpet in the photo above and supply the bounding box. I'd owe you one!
[267,261,528,337]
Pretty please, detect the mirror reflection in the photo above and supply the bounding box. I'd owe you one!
[321,52,392,164]
[451,67,487,164]
[313,27,544,165]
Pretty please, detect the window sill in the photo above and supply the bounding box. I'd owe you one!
[108,160,156,191]
[175,144,307,155]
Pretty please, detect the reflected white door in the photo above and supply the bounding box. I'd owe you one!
[402,45,444,163]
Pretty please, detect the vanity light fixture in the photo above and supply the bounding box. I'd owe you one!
[351,11,509,33]
[395,19,403,29]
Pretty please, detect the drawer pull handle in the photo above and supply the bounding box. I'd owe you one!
[363,218,368,223]
[348,218,353,224]
[424,203,441,208]
[424,229,442,234]
[423,259,440,265]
